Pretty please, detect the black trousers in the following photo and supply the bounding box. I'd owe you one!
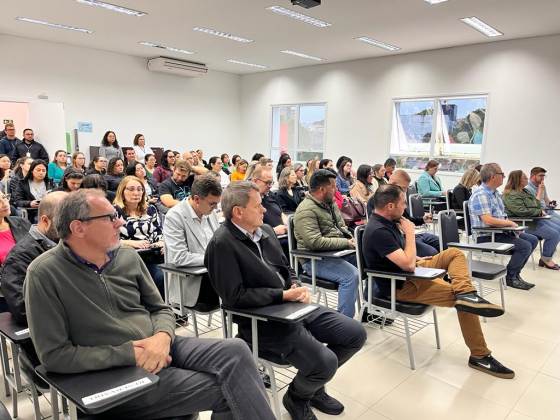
[240,306,366,402]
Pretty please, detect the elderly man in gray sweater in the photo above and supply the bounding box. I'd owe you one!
[24,189,275,419]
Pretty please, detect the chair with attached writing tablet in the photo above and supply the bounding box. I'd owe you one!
[287,215,359,310]
[221,302,320,420]
[159,261,222,338]
[355,226,441,370]
[439,210,513,322]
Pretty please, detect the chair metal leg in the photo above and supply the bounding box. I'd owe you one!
[0,337,11,397]
[433,309,441,349]
[207,312,213,327]
[401,316,415,370]
[29,381,42,420]
[191,311,199,338]
[263,361,282,420]
[499,276,506,310]
[50,386,59,420]
[68,401,79,420]
[322,291,328,308]
[476,279,487,323]
[221,309,228,339]
[11,384,17,419]
[531,251,535,270]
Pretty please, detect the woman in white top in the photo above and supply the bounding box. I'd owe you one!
[207,156,230,189]
[132,133,154,164]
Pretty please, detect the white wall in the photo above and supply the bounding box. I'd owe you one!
[240,34,560,198]
[0,34,241,161]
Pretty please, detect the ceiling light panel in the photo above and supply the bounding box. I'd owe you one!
[460,17,503,37]
[139,42,195,54]
[281,50,326,61]
[16,17,93,33]
[74,0,146,17]
[193,27,253,43]
[226,60,268,69]
[266,6,332,28]
[354,37,400,51]
[424,0,448,4]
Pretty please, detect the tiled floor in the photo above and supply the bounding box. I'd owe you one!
[3,251,560,420]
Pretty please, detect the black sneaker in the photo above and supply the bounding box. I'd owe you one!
[361,310,394,326]
[259,368,271,389]
[283,391,317,420]
[516,274,535,288]
[506,276,532,291]
[310,387,344,415]
[468,355,515,379]
[454,292,504,317]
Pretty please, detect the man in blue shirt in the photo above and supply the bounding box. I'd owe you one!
[469,163,538,290]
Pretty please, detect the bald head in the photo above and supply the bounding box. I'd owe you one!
[38,191,68,241]
[388,169,412,191]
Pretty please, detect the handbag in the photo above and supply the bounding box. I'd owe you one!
[340,197,366,223]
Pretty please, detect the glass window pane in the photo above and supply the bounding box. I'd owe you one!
[391,155,430,170]
[390,100,435,156]
[436,97,486,161]
[298,105,325,151]
[296,151,323,162]
[271,106,296,149]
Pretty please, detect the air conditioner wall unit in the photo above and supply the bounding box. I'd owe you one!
[147,57,208,78]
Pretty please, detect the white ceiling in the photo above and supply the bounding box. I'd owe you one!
[1,0,559,75]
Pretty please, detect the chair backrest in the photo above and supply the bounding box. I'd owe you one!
[354,225,367,280]
[5,178,11,195]
[408,193,425,218]
[463,201,472,242]
[438,210,461,251]
[287,215,297,270]
[446,189,453,210]
[406,184,417,201]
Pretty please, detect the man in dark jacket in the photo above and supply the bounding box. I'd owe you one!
[205,181,367,420]
[0,123,21,161]
[2,191,67,325]
[367,169,440,257]
[11,128,49,166]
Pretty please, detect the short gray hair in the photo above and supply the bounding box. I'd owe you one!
[54,189,105,240]
[480,163,499,183]
[221,181,260,220]
[39,191,68,219]
[278,167,294,190]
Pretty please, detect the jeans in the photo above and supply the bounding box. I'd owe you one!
[105,336,276,419]
[146,262,165,299]
[529,220,560,260]
[302,254,359,318]
[240,306,366,402]
[416,232,440,257]
[477,233,538,277]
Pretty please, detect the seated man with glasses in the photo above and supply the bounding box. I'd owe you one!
[24,189,276,419]
[526,166,560,226]
[249,166,290,258]
[163,173,222,309]
[469,163,538,290]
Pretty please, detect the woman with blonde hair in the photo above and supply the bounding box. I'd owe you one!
[452,168,480,210]
[71,151,87,174]
[502,170,560,270]
[244,161,261,180]
[305,158,319,184]
[230,159,248,182]
[114,175,165,295]
[293,162,309,191]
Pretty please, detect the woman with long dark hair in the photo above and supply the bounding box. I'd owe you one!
[99,131,123,161]
[144,153,156,179]
[103,157,125,192]
[86,155,107,176]
[126,162,159,203]
[14,159,54,221]
[336,159,353,195]
[276,167,303,212]
[221,153,232,175]
[153,149,175,184]
[48,150,68,184]
[132,133,154,164]
[276,153,292,177]
[207,156,230,188]
[350,164,374,203]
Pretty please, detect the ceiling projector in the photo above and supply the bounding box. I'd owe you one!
[291,0,321,9]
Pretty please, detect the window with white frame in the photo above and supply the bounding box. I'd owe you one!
[270,103,326,163]
[389,95,487,172]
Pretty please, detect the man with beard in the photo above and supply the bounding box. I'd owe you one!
[2,191,67,325]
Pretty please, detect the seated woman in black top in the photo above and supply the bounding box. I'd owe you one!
[85,155,106,176]
[13,160,54,222]
[103,157,125,192]
[452,169,481,210]
[275,167,303,213]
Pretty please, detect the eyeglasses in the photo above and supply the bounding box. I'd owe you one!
[538,174,547,178]
[78,211,118,223]
[255,178,274,187]
[494,172,505,177]
[125,187,144,193]
[0,194,11,202]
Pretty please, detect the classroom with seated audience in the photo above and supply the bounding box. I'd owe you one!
[0,1,558,419]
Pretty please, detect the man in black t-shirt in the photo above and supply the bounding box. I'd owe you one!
[159,159,194,209]
[363,184,515,379]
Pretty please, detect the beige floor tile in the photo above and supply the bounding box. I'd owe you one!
[540,343,560,379]
[373,372,510,420]
[356,409,391,420]
[514,373,560,420]
[475,324,556,371]
[505,411,537,420]
[327,346,415,408]
[486,303,560,343]
[420,343,538,408]
[505,290,560,317]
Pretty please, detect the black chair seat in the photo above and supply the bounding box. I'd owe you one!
[471,260,507,280]
[88,415,199,420]
[237,335,290,366]
[18,351,49,391]
[370,297,431,316]
[187,301,220,313]
[299,274,339,290]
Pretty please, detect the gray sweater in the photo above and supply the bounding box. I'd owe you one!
[98,144,123,161]
[24,242,175,373]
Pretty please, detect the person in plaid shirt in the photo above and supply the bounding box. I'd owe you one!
[469,163,538,290]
